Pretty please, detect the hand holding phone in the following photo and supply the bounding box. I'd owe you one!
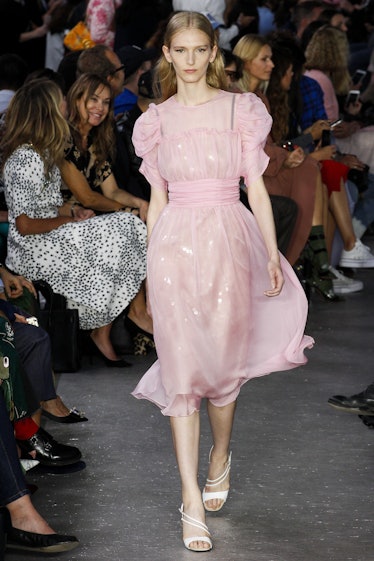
[345,89,360,107]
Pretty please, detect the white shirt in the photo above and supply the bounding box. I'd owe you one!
[0,90,15,113]
[172,0,226,24]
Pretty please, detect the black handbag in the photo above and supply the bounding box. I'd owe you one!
[34,281,81,373]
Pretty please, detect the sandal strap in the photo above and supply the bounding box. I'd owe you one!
[179,506,211,536]
[205,451,232,487]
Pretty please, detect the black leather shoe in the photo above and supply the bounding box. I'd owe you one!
[359,415,374,429]
[328,384,374,414]
[6,527,79,553]
[42,407,88,423]
[17,428,82,467]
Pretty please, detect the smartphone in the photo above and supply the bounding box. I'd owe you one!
[352,69,367,85]
[321,129,330,147]
[345,89,360,107]
[330,118,342,129]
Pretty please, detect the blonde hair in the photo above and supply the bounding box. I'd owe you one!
[304,25,351,95]
[233,34,270,93]
[1,79,69,175]
[154,11,226,100]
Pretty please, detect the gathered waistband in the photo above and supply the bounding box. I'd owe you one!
[168,179,240,207]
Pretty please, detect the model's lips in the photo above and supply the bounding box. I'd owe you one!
[184,69,197,73]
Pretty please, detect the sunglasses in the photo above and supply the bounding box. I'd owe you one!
[111,65,125,75]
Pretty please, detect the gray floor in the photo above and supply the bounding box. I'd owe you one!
[6,258,374,561]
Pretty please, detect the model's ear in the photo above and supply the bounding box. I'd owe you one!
[162,45,172,63]
[209,44,218,63]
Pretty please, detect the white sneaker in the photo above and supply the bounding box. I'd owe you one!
[329,266,364,294]
[339,239,374,268]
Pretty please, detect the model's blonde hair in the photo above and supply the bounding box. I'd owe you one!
[233,34,270,93]
[67,73,116,164]
[154,11,226,100]
[304,25,351,95]
[1,78,69,175]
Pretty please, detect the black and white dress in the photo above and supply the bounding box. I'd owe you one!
[3,144,147,329]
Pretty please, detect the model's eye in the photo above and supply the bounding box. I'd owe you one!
[175,48,184,53]
[198,48,207,53]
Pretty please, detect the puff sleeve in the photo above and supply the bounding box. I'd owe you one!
[132,104,168,192]
[237,93,272,186]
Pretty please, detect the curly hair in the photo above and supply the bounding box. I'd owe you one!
[66,73,116,164]
[154,11,226,101]
[304,25,351,95]
[1,78,69,176]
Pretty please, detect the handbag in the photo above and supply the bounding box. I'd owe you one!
[34,281,81,373]
[63,21,95,51]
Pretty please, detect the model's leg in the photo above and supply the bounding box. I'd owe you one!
[204,400,237,511]
[170,411,210,551]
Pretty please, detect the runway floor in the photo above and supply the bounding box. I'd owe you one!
[6,254,374,561]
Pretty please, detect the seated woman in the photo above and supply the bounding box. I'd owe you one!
[0,266,88,424]
[59,73,154,352]
[265,37,368,294]
[1,78,148,366]
[232,34,339,299]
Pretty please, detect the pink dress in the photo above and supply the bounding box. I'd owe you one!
[132,90,314,417]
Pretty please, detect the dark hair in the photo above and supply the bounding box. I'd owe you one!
[221,49,244,81]
[0,54,28,91]
[266,46,294,143]
[25,68,67,96]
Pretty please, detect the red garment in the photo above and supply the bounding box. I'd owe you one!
[320,159,349,196]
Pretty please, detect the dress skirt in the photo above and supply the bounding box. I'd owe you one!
[132,196,314,417]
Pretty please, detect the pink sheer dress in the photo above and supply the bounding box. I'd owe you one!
[132,90,314,417]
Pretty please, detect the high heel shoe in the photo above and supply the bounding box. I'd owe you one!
[124,317,155,356]
[90,338,132,367]
[202,447,232,512]
[306,275,342,302]
[179,505,212,552]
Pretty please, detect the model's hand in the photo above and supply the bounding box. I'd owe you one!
[264,260,284,297]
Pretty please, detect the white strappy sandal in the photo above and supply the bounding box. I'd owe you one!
[179,505,212,552]
[202,447,232,512]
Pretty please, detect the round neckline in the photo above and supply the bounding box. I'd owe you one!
[171,89,224,108]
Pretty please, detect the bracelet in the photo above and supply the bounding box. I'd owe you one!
[70,202,81,217]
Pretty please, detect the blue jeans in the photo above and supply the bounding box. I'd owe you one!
[0,390,29,507]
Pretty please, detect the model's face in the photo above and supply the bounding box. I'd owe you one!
[280,64,294,91]
[77,84,111,128]
[162,28,217,85]
[244,45,274,82]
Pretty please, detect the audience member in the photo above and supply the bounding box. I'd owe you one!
[1,78,147,366]
[114,45,158,117]
[0,390,79,554]
[86,0,122,48]
[60,73,154,350]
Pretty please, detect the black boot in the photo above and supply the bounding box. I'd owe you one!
[304,226,341,301]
